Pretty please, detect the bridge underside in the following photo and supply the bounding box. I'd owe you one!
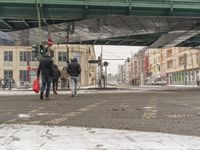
[9,16,200,48]
[1,0,200,48]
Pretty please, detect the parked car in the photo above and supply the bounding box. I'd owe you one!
[145,80,155,85]
[155,80,167,85]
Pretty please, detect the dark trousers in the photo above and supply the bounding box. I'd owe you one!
[53,79,59,91]
[40,76,51,97]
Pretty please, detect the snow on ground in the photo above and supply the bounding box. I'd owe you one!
[0,124,199,150]
[1,84,198,96]
[0,86,200,149]
[0,89,142,96]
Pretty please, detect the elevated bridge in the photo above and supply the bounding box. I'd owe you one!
[1,0,200,48]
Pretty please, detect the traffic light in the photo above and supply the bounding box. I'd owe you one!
[39,45,47,56]
[127,57,130,62]
[32,45,39,57]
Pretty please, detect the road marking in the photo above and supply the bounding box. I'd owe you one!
[142,106,157,120]
[169,101,200,110]
[47,100,107,124]
[142,97,158,120]
[28,106,45,114]
[165,114,192,118]
[4,104,49,124]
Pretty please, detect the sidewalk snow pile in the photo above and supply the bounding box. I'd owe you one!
[0,89,139,96]
[0,124,200,150]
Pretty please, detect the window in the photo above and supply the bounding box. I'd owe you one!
[58,52,67,62]
[174,59,177,68]
[179,56,186,66]
[166,49,172,58]
[4,51,13,61]
[167,60,173,69]
[20,51,28,61]
[20,51,36,62]
[30,52,37,61]
[4,70,13,79]
[19,70,28,81]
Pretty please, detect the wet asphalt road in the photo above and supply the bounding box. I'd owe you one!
[0,89,200,137]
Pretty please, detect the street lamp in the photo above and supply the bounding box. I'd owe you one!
[103,61,108,88]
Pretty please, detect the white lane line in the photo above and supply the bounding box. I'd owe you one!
[142,106,158,120]
[5,106,45,124]
[47,100,107,124]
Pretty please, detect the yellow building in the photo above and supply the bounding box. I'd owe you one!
[147,47,200,85]
[162,47,200,85]
[0,44,96,87]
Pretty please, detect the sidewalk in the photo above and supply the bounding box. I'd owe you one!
[122,84,200,91]
[0,124,200,150]
[0,84,200,96]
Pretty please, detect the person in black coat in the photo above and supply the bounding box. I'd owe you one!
[37,53,54,100]
[67,58,81,97]
[52,64,61,95]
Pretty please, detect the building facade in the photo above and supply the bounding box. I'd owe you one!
[0,44,96,87]
[148,48,161,83]
[117,65,124,83]
[117,47,200,86]
[163,47,200,85]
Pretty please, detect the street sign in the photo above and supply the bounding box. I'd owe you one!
[27,66,31,71]
[103,61,108,66]
[88,60,99,63]
[48,38,53,47]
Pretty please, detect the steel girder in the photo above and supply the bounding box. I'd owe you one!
[2,0,200,48]
[1,0,200,32]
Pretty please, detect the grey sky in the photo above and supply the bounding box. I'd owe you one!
[94,45,144,75]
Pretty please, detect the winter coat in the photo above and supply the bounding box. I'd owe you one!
[37,56,54,78]
[60,67,69,80]
[67,62,81,77]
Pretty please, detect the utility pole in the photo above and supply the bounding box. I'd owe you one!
[98,45,103,88]
[131,51,133,85]
[199,49,200,80]
[184,53,187,85]
[66,25,71,89]
[27,51,30,82]
[66,24,71,65]
[103,61,108,88]
[141,50,144,86]
[66,23,75,64]
[188,48,194,87]
[35,0,42,60]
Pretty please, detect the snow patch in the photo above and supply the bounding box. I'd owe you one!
[0,124,200,150]
[18,114,31,118]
